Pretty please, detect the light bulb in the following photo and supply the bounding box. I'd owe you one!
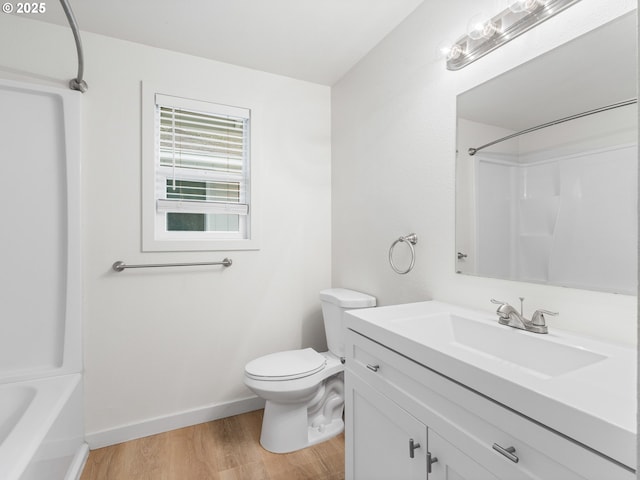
[482,20,499,38]
[449,44,464,60]
[509,0,545,13]
[523,0,542,11]
[446,44,464,60]
[467,21,485,40]
[467,13,496,40]
[437,41,464,61]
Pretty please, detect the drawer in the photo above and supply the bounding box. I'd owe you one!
[345,328,634,480]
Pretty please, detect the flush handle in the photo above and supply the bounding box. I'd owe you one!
[493,443,519,463]
[409,438,421,458]
[366,363,380,372]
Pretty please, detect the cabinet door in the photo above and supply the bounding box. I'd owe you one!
[345,371,427,480]
[428,430,499,480]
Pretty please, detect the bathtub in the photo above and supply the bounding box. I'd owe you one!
[0,77,86,479]
[0,375,86,480]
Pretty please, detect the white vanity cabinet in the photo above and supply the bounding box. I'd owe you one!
[344,328,634,480]
[347,369,497,480]
[348,371,427,479]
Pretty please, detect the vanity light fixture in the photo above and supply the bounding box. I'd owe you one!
[445,0,581,70]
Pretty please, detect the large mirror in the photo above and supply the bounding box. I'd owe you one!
[455,12,637,295]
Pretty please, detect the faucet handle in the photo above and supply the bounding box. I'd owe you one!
[490,299,515,322]
[531,309,558,326]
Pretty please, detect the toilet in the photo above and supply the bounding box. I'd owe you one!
[244,288,376,453]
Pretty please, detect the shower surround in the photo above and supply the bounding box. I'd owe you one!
[0,77,85,480]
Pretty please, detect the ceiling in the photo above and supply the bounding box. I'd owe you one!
[25,0,424,85]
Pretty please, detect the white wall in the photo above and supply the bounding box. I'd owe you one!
[0,16,331,440]
[332,0,637,345]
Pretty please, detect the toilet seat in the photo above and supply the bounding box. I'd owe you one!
[245,348,326,381]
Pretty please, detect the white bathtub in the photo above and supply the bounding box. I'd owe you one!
[0,375,86,480]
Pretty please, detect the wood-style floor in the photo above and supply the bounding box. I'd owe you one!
[80,410,345,480]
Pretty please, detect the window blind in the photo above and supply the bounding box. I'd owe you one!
[158,106,245,173]
[154,94,250,218]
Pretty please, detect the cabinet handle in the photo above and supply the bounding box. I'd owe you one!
[492,443,519,463]
[366,363,380,372]
[427,452,439,473]
[409,438,421,458]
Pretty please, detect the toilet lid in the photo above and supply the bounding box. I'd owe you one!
[245,348,326,381]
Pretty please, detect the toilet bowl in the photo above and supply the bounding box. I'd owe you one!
[243,288,376,453]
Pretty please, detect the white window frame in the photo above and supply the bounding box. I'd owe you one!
[142,83,260,251]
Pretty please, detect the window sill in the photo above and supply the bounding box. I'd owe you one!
[142,237,260,252]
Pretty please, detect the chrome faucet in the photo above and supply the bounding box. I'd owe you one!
[490,298,557,334]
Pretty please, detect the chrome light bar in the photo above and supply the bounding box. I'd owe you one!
[446,0,582,71]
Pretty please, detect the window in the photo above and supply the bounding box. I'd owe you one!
[142,87,257,251]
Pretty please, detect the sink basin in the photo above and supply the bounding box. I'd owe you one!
[389,312,607,377]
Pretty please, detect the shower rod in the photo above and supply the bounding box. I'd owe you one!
[468,98,637,156]
[112,258,232,272]
[59,0,88,92]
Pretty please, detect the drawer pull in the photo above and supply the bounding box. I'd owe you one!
[492,443,519,463]
[366,363,380,372]
[427,452,439,473]
[409,438,421,458]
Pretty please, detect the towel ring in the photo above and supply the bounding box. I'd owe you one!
[389,233,418,274]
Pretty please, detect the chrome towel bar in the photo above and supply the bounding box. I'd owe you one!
[112,258,232,272]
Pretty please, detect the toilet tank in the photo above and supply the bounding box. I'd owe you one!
[319,288,376,357]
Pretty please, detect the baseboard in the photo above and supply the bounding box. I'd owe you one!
[85,396,265,449]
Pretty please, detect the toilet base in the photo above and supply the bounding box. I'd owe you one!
[259,373,345,454]
[260,402,344,454]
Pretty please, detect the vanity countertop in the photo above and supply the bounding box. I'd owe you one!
[345,300,636,469]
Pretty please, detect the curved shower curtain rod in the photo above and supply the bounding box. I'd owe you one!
[59,0,88,92]
[468,98,637,156]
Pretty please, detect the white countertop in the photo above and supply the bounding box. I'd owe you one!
[345,300,636,469]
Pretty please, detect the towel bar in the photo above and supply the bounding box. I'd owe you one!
[112,258,232,272]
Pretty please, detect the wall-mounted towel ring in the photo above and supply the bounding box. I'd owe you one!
[389,233,418,274]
